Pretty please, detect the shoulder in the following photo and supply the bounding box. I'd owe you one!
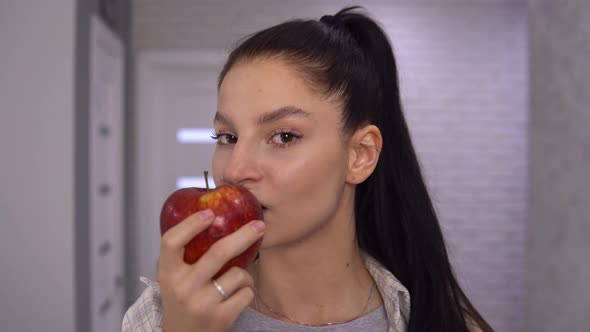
[362,252,411,331]
[122,277,163,332]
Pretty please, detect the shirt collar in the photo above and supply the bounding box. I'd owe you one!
[362,251,411,332]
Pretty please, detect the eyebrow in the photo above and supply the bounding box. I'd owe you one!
[214,106,311,127]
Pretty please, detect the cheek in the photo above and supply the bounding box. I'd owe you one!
[270,155,342,189]
[266,143,348,218]
[259,147,348,247]
[211,148,229,185]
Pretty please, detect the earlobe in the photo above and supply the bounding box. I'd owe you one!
[346,125,383,184]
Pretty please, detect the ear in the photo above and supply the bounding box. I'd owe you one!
[346,125,383,184]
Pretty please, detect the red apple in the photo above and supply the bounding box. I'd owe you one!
[160,183,263,278]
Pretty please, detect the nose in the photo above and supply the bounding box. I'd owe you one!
[220,140,262,186]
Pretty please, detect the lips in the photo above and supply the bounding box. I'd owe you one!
[255,196,267,211]
[251,192,267,211]
[261,205,269,218]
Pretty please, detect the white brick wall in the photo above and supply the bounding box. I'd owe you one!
[132,1,528,331]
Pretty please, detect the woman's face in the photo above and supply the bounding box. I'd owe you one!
[212,57,353,249]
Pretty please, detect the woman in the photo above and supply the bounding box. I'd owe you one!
[124,6,493,332]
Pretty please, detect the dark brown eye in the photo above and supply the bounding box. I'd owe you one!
[225,134,238,144]
[279,133,294,143]
[270,132,299,145]
[212,133,237,145]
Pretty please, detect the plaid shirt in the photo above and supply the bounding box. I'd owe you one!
[123,253,411,332]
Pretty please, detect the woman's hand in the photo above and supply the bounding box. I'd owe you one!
[158,209,265,332]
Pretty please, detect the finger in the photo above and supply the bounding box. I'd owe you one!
[217,286,255,324]
[194,220,265,282]
[160,209,215,267]
[208,267,254,303]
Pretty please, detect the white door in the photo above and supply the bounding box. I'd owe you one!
[133,50,226,298]
[89,15,125,332]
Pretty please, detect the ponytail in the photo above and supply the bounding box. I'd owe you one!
[219,6,493,331]
[337,8,492,331]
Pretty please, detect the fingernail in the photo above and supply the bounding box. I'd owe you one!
[250,220,265,234]
[197,209,214,220]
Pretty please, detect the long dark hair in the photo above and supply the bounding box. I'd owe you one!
[218,6,493,332]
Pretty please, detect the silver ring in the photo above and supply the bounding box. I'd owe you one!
[212,279,227,300]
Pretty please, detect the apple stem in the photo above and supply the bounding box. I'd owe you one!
[204,171,210,190]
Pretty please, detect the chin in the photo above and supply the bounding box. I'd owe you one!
[256,209,317,251]
[255,224,307,252]
[258,209,271,248]
[254,218,283,251]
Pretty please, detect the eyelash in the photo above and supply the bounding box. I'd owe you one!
[211,130,303,148]
[210,131,237,145]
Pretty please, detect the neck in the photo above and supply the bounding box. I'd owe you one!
[249,196,381,325]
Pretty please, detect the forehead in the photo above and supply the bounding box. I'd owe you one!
[217,57,340,121]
